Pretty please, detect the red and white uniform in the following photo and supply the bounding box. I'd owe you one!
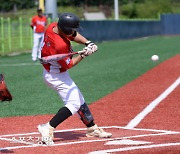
[41,22,74,73]
[31,15,47,61]
[40,22,85,114]
[31,15,47,33]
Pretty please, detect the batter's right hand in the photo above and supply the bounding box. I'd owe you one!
[85,41,98,53]
[81,43,98,58]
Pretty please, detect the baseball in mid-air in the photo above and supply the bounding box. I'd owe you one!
[151,55,159,62]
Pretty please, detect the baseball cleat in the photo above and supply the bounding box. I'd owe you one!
[86,125,112,138]
[32,57,37,62]
[37,123,54,145]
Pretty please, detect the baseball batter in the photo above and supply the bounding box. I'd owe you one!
[37,13,112,145]
[30,8,47,61]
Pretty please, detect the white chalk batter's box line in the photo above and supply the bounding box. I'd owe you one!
[0,126,179,151]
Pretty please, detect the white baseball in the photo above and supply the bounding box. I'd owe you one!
[151,55,159,61]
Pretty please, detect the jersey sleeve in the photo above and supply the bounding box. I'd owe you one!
[31,17,36,27]
[58,57,73,71]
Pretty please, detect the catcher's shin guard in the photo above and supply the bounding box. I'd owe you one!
[77,103,94,125]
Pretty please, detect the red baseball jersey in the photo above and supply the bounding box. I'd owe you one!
[31,15,47,33]
[41,22,74,73]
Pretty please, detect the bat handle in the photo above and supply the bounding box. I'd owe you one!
[78,50,85,54]
[39,58,46,64]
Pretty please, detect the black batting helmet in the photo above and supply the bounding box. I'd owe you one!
[57,13,80,35]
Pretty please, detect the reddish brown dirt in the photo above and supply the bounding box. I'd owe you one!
[90,54,180,128]
[0,54,180,154]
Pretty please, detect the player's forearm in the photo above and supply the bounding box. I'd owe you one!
[73,32,88,45]
[72,55,83,67]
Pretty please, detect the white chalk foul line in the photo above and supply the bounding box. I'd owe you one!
[0,126,179,151]
[89,142,180,153]
[0,126,178,138]
[0,132,178,151]
[0,137,36,146]
[0,63,40,66]
[126,76,180,129]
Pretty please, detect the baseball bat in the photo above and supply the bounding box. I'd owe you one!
[40,50,85,64]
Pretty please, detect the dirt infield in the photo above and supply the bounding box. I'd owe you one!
[0,54,180,153]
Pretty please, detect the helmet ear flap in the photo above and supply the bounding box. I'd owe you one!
[62,27,73,35]
[58,22,73,35]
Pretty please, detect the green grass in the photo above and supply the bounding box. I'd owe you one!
[0,36,179,117]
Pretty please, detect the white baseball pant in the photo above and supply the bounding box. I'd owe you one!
[43,69,85,115]
[32,32,44,61]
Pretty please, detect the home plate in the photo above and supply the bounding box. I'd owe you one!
[105,139,152,145]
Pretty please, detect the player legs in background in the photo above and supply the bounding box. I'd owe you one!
[38,33,44,59]
[32,32,44,61]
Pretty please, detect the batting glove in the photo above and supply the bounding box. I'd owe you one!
[81,41,98,58]
[85,41,98,53]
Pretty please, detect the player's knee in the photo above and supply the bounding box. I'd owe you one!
[65,103,81,115]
